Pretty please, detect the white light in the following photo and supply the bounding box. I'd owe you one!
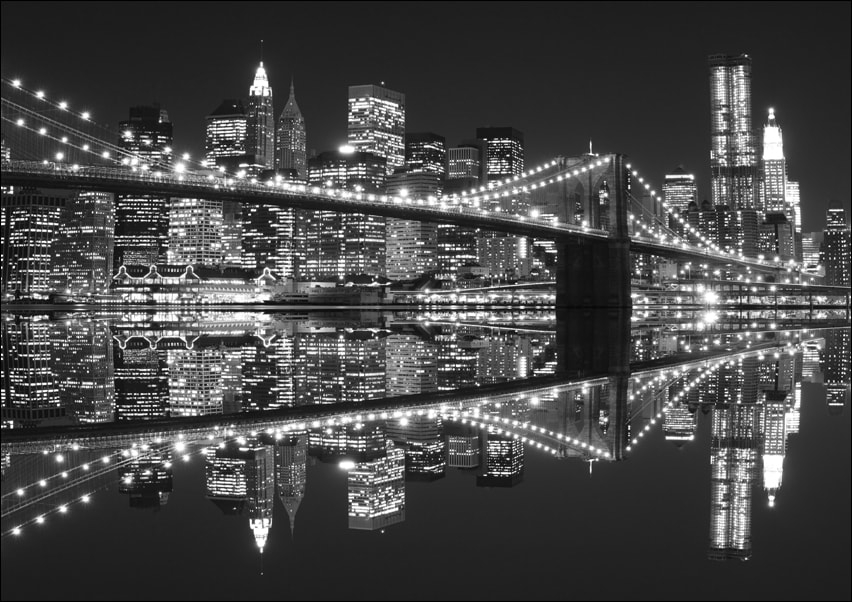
[36,516,45,524]
[55,152,64,161]
[39,127,47,135]
[81,495,90,503]
[182,152,190,161]
[36,90,45,99]
[101,151,110,159]
[16,118,24,126]
[339,460,356,470]
[12,527,21,536]
[175,441,186,452]
[16,488,24,496]
[338,144,356,154]
[12,79,21,87]
[58,505,68,514]
[39,480,47,487]
[81,111,90,120]
[174,163,185,173]
[59,101,68,110]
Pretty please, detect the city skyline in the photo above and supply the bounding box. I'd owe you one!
[1,2,849,231]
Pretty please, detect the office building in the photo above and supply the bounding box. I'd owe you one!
[246,62,275,168]
[51,191,115,295]
[663,166,697,213]
[117,104,173,166]
[822,201,850,286]
[276,79,307,177]
[348,84,405,174]
[476,126,524,181]
[708,54,758,210]
[205,99,248,169]
[166,198,223,266]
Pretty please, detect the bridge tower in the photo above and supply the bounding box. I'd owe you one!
[555,153,631,309]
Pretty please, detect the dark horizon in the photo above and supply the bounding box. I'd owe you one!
[1,1,849,231]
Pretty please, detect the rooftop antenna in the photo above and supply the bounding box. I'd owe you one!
[260,39,264,65]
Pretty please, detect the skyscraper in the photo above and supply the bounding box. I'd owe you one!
[385,172,441,280]
[476,126,524,181]
[761,108,786,214]
[405,132,446,175]
[708,54,758,210]
[822,201,850,286]
[276,79,307,177]
[51,191,115,295]
[166,198,223,266]
[347,84,405,174]
[247,62,275,168]
[662,166,697,213]
[205,100,248,169]
[117,104,173,166]
[1,188,67,297]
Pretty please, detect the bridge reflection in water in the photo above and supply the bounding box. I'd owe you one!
[1,310,849,566]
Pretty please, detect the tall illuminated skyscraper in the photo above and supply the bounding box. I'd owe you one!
[247,62,275,168]
[476,126,524,181]
[276,79,307,177]
[205,100,248,169]
[166,198,223,266]
[1,188,67,296]
[348,84,405,174]
[761,108,786,214]
[663,166,697,213]
[708,54,758,210]
[822,201,851,286]
[117,104,173,166]
[114,105,171,269]
[52,191,114,295]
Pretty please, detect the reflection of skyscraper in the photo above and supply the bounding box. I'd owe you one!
[760,391,787,507]
[823,329,851,412]
[50,319,114,423]
[118,445,173,509]
[387,415,446,480]
[205,439,275,553]
[708,54,758,210]
[476,430,524,487]
[348,441,406,530]
[385,332,437,395]
[1,317,64,427]
[447,433,481,469]
[308,422,386,463]
[708,402,758,561]
[168,348,224,417]
[663,401,696,444]
[114,343,168,421]
[274,435,307,536]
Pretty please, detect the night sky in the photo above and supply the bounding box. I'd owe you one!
[1,1,849,231]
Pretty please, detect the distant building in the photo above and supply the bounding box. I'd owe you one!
[476,126,524,181]
[348,84,406,174]
[822,201,850,286]
[205,99,249,169]
[405,132,446,175]
[117,104,173,166]
[663,166,697,213]
[52,191,115,295]
[166,198,223,266]
[276,80,307,177]
[385,171,441,279]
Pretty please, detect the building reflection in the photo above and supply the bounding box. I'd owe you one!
[0,312,848,563]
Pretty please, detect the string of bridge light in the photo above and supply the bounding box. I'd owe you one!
[2,77,205,170]
[444,156,601,201]
[625,162,804,271]
[3,444,209,540]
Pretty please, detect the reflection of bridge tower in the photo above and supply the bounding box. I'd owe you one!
[708,402,759,561]
[274,435,307,536]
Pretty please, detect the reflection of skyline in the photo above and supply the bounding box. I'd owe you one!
[0,315,848,565]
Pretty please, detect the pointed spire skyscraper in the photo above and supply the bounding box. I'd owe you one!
[275,78,307,178]
[247,61,275,168]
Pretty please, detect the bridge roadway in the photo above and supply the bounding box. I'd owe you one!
[0,338,813,456]
[0,161,787,274]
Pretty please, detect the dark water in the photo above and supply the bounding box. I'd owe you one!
[1,310,849,601]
